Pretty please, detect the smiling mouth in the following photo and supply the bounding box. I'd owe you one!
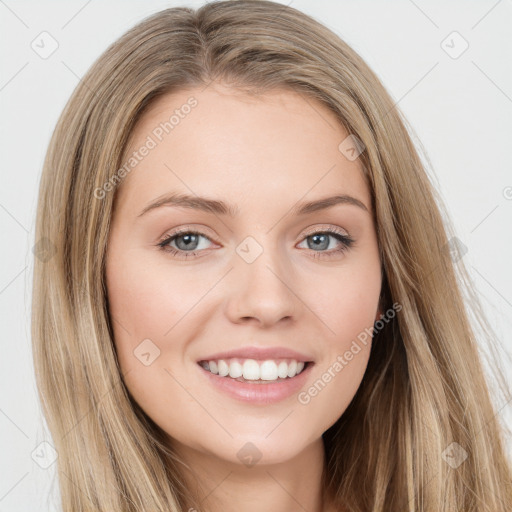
[197,358,315,404]
[198,359,313,383]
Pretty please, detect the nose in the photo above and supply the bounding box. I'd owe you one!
[224,243,300,327]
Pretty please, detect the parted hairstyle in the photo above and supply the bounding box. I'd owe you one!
[31,0,512,510]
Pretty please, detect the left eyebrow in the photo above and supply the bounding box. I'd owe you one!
[137,193,239,217]
[137,192,369,218]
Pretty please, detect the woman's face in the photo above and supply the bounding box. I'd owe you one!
[106,83,382,466]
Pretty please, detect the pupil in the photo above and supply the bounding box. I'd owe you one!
[177,234,198,250]
[310,233,328,250]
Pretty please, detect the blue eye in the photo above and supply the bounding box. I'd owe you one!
[298,229,354,258]
[157,230,212,258]
[157,227,354,260]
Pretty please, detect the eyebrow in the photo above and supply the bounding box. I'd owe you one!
[137,192,369,218]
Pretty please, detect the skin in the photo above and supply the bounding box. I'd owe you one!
[105,82,382,512]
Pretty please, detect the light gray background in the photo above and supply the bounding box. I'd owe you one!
[1,1,511,510]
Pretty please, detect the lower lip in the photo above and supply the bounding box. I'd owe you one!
[197,362,314,404]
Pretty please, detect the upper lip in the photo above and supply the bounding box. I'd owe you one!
[197,346,314,363]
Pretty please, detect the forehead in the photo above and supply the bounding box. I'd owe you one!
[115,83,371,216]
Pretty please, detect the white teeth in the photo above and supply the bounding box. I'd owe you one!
[277,361,288,379]
[208,360,218,374]
[217,360,229,377]
[243,359,260,380]
[260,360,278,380]
[287,360,297,377]
[201,358,308,381]
[228,361,243,378]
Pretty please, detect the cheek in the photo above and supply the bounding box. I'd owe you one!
[296,256,380,424]
[309,259,381,344]
[298,344,371,437]
[106,250,199,349]
[105,249,203,425]
[297,281,377,432]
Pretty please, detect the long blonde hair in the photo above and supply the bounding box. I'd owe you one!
[31,1,512,510]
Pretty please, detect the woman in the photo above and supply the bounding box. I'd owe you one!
[31,1,512,510]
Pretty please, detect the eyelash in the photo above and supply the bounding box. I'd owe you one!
[156,227,355,260]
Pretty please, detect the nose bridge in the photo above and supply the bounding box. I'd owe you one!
[225,232,299,325]
[237,229,288,281]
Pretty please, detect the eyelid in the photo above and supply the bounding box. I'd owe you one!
[301,224,350,237]
[157,224,217,243]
